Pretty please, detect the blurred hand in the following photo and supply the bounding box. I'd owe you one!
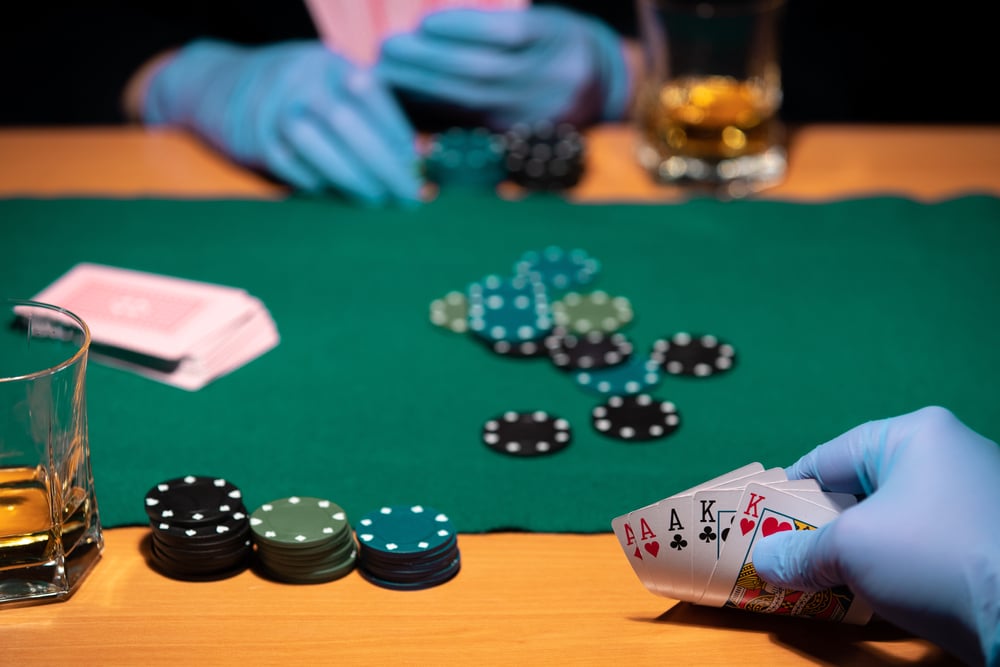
[143,40,421,206]
[753,406,1000,667]
[376,6,630,130]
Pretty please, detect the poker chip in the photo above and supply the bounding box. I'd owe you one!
[544,327,633,371]
[143,475,253,580]
[429,291,468,333]
[592,394,681,441]
[551,291,633,334]
[467,273,552,344]
[423,127,506,187]
[355,505,461,590]
[651,332,736,377]
[477,336,549,359]
[144,475,245,525]
[504,121,585,191]
[574,356,662,396]
[250,497,357,584]
[482,410,572,457]
[514,246,600,292]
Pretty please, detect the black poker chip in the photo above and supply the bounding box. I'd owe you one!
[482,410,572,456]
[477,335,549,359]
[144,475,246,525]
[651,332,736,377]
[143,474,252,580]
[504,121,585,191]
[544,327,633,371]
[591,394,680,441]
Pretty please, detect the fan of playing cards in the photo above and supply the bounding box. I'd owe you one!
[613,462,873,625]
[24,263,279,391]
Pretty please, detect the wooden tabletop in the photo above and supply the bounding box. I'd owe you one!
[2,123,996,667]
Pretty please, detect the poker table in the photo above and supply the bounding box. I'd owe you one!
[2,124,999,665]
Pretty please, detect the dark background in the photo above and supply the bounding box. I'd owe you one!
[0,1,994,126]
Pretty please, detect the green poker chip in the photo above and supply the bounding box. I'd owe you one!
[249,497,349,549]
[551,291,633,334]
[429,291,469,333]
[354,505,456,555]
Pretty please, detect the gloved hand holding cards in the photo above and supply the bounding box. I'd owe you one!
[612,461,873,625]
[24,263,279,391]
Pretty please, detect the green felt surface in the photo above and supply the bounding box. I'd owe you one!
[2,193,999,533]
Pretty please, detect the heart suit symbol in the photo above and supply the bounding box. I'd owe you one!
[644,541,660,557]
[740,518,755,535]
[761,516,793,537]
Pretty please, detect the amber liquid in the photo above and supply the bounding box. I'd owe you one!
[0,466,99,602]
[639,75,783,162]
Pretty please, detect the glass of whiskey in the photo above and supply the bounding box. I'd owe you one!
[0,299,103,607]
[635,0,788,197]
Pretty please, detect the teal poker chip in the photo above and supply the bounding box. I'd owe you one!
[424,127,506,187]
[514,246,600,292]
[467,273,552,343]
[574,356,662,396]
[355,505,456,556]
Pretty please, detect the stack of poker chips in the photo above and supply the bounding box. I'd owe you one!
[249,496,357,584]
[422,122,586,192]
[504,121,586,191]
[354,505,461,590]
[143,475,253,580]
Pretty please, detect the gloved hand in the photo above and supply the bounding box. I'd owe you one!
[375,7,630,130]
[143,40,421,206]
[753,406,1000,667]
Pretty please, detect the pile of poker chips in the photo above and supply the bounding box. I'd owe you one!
[250,496,357,584]
[422,121,586,192]
[354,505,461,590]
[428,245,738,452]
[143,475,253,580]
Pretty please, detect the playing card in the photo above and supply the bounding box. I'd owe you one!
[612,462,766,599]
[689,468,788,602]
[305,0,530,66]
[702,483,872,624]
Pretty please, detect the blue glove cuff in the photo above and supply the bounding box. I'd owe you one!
[143,39,245,127]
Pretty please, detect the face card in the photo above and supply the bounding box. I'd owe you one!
[689,468,788,602]
[703,484,872,624]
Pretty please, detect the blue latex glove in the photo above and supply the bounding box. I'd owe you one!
[143,40,421,206]
[376,7,630,130]
[753,406,1000,667]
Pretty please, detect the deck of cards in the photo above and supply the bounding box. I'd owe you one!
[24,263,279,391]
[613,462,873,624]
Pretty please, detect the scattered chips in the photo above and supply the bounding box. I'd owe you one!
[552,291,633,335]
[651,332,736,377]
[592,394,681,441]
[482,410,572,457]
[355,505,461,590]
